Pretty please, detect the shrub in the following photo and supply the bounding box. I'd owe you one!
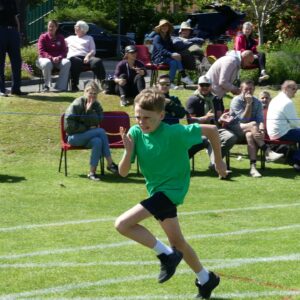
[48,6,115,31]
[21,45,39,76]
[266,39,300,84]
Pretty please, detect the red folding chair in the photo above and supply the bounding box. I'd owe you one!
[206,44,228,60]
[99,111,140,173]
[58,114,104,176]
[135,44,169,86]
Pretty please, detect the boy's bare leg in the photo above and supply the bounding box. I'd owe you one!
[115,203,156,248]
[159,217,203,273]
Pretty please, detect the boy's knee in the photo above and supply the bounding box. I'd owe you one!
[114,216,128,235]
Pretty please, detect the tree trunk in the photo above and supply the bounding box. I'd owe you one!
[257,24,264,45]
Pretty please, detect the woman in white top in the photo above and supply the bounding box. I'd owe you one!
[65,20,106,91]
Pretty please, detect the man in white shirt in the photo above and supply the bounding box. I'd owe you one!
[267,80,300,170]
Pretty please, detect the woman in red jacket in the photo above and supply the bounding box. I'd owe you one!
[234,22,269,83]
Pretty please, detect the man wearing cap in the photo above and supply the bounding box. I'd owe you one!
[114,45,147,106]
[172,22,210,75]
[0,0,27,96]
[186,75,237,165]
[206,50,255,99]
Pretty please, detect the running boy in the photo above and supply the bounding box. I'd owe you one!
[115,88,227,299]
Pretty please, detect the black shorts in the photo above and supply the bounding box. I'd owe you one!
[140,192,177,221]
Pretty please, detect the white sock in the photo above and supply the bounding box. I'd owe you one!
[196,267,209,285]
[153,239,173,255]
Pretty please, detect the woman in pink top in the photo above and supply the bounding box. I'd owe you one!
[65,20,106,92]
[37,20,70,92]
[234,22,269,83]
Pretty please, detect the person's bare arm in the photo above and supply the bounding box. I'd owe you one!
[118,127,133,177]
[201,124,227,178]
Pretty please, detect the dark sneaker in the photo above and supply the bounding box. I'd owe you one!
[71,85,79,92]
[11,90,28,96]
[157,248,183,283]
[87,173,100,181]
[43,85,50,93]
[195,271,220,299]
[106,162,118,174]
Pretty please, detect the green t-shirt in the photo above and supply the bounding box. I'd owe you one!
[128,122,202,205]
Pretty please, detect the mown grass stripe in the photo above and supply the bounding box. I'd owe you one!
[0,224,299,260]
[0,253,299,269]
[1,202,299,233]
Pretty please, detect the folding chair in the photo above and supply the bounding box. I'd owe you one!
[135,44,169,87]
[58,114,104,176]
[206,44,228,60]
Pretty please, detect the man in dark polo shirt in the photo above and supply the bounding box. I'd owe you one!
[186,75,237,166]
[0,0,27,96]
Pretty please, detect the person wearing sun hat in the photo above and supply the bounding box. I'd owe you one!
[173,21,209,75]
[152,19,194,88]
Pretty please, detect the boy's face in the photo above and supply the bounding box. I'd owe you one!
[134,104,165,133]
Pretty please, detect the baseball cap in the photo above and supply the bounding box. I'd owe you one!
[198,76,211,85]
[125,45,137,53]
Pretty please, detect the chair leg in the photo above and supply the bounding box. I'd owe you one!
[100,156,105,175]
[64,150,68,176]
[137,159,140,175]
[58,149,64,173]
[191,156,195,172]
[261,148,265,170]
[226,152,230,170]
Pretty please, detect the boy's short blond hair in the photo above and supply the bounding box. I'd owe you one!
[134,88,165,112]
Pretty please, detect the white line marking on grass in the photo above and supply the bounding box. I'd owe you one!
[180,202,300,216]
[0,253,299,269]
[1,224,299,260]
[2,257,300,299]
[25,290,300,299]
[0,217,115,232]
[1,202,299,233]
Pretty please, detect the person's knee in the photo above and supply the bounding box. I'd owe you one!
[90,137,102,148]
[114,216,130,235]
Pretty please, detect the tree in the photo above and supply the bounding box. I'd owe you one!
[243,0,290,44]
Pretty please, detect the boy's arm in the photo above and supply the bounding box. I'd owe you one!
[119,127,134,177]
[201,124,227,178]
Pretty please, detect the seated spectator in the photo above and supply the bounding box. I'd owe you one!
[186,75,237,166]
[172,22,210,75]
[155,74,187,125]
[206,50,254,99]
[156,74,212,161]
[36,20,70,92]
[152,19,193,88]
[64,81,118,181]
[114,45,147,107]
[259,90,271,109]
[234,22,269,82]
[227,80,283,177]
[267,80,300,171]
[65,20,106,92]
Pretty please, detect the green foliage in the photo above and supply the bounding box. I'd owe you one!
[266,39,300,84]
[48,6,116,31]
[21,45,40,76]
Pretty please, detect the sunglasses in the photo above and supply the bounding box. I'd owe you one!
[159,82,170,87]
[199,83,210,87]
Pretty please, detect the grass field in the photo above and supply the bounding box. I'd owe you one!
[0,87,300,299]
